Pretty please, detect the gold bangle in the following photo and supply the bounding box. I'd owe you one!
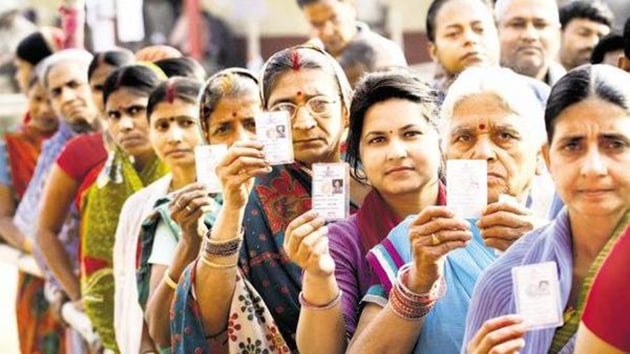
[22,238,33,253]
[163,271,178,290]
[200,254,238,269]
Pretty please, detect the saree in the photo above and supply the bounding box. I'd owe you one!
[363,205,497,354]
[80,148,168,351]
[13,122,79,290]
[136,192,222,311]
[463,208,629,354]
[3,125,65,354]
[170,164,314,353]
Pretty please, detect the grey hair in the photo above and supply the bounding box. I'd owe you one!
[440,66,548,147]
[494,0,559,24]
[36,48,93,88]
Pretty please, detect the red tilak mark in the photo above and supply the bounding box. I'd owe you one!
[296,91,303,96]
[232,112,237,117]
[166,81,176,103]
[478,123,486,130]
[290,50,301,71]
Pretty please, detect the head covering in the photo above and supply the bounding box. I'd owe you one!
[15,27,64,66]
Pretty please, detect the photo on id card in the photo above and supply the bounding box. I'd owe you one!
[195,144,228,194]
[255,111,294,165]
[312,163,349,221]
[512,261,564,330]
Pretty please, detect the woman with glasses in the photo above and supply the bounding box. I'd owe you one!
[170,45,353,353]
[283,69,445,354]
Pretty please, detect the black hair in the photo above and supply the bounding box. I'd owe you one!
[425,0,490,42]
[590,32,623,64]
[102,65,164,105]
[545,64,630,144]
[296,0,345,8]
[88,49,135,80]
[15,31,56,66]
[346,69,441,182]
[559,0,612,29]
[154,57,207,81]
[147,77,203,118]
[624,16,630,59]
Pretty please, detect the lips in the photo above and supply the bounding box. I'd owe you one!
[517,46,542,55]
[578,188,614,196]
[294,138,324,145]
[119,134,145,145]
[385,166,414,175]
[461,51,484,62]
[166,148,192,157]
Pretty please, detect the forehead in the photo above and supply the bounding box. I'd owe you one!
[268,69,338,104]
[47,60,87,87]
[501,0,558,22]
[210,95,260,123]
[303,0,343,18]
[363,99,427,131]
[553,97,630,134]
[435,0,493,30]
[90,63,117,84]
[151,98,198,120]
[565,18,610,32]
[449,93,528,130]
[106,87,148,108]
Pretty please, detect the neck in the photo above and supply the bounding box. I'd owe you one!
[133,152,154,172]
[570,208,627,263]
[380,179,440,219]
[170,164,196,191]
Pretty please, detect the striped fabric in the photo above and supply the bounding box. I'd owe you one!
[463,208,628,354]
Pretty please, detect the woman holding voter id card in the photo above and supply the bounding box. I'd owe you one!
[347,66,549,354]
[170,45,352,353]
[464,64,630,354]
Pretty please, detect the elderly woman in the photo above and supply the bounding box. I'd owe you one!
[464,64,630,354]
[347,66,551,354]
[170,44,353,353]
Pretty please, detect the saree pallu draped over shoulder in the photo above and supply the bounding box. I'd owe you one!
[463,208,630,354]
[80,149,168,351]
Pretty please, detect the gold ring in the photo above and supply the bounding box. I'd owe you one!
[185,205,192,212]
[431,233,440,246]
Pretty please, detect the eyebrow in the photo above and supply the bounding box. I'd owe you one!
[364,124,421,137]
[153,115,195,122]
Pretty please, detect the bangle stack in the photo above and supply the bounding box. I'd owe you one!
[298,290,342,311]
[388,264,446,321]
[200,229,242,269]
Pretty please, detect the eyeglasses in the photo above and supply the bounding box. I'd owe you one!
[269,96,338,120]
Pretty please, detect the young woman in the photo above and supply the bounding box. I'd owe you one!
[464,64,630,354]
[283,70,444,354]
[114,68,260,354]
[74,64,169,352]
[170,45,352,353]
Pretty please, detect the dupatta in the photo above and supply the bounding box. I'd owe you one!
[80,148,168,351]
[464,208,630,354]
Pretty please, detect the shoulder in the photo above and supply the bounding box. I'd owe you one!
[123,175,172,211]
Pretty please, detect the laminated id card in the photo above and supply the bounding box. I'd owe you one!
[195,144,228,194]
[446,159,487,219]
[255,111,294,165]
[512,261,564,330]
[311,163,349,221]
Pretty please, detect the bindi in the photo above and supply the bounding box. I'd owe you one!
[232,112,237,117]
[478,123,486,130]
[296,91,303,97]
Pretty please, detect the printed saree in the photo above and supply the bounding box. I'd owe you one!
[80,149,168,351]
[170,164,314,353]
[364,212,496,354]
[463,208,630,354]
[4,125,65,354]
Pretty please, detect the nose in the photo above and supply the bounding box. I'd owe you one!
[293,106,316,131]
[471,136,496,160]
[234,124,251,143]
[521,22,539,41]
[169,126,183,143]
[119,115,134,131]
[387,138,407,160]
[59,86,77,103]
[581,148,607,177]
[462,27,480,46]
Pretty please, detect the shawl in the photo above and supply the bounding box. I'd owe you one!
[80,148,168,351]
[463,208,629,354]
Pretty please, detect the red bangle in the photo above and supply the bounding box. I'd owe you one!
[299,290,342,311]
[388,264,446,321]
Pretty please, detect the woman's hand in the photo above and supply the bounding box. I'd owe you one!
[407,206,472,293]
[467,315,526,354]
[284,211,334,278]
[216,141,271,210]
[169,183,215,241]
[477,201,534,251]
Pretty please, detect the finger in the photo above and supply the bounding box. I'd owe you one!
[479,226,525,241]
[219,144,265,167]
[488,337,526,354]
[482,201,530,217]
[287,218,326,256]
[411,205,455,226]
[478,323,526,354]
[284,211,321,250]
[410,217,470,239]
[432,229,473,244]
[477,211,533,230]
[223,156,270,177]
[469,315,524,349]
[296,226,328,261]
[482,237,514,252]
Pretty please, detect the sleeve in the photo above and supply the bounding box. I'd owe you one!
[147,219,178,266]
[581,232,630,351]
[0,142,12,187]
[56,134,107,182]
